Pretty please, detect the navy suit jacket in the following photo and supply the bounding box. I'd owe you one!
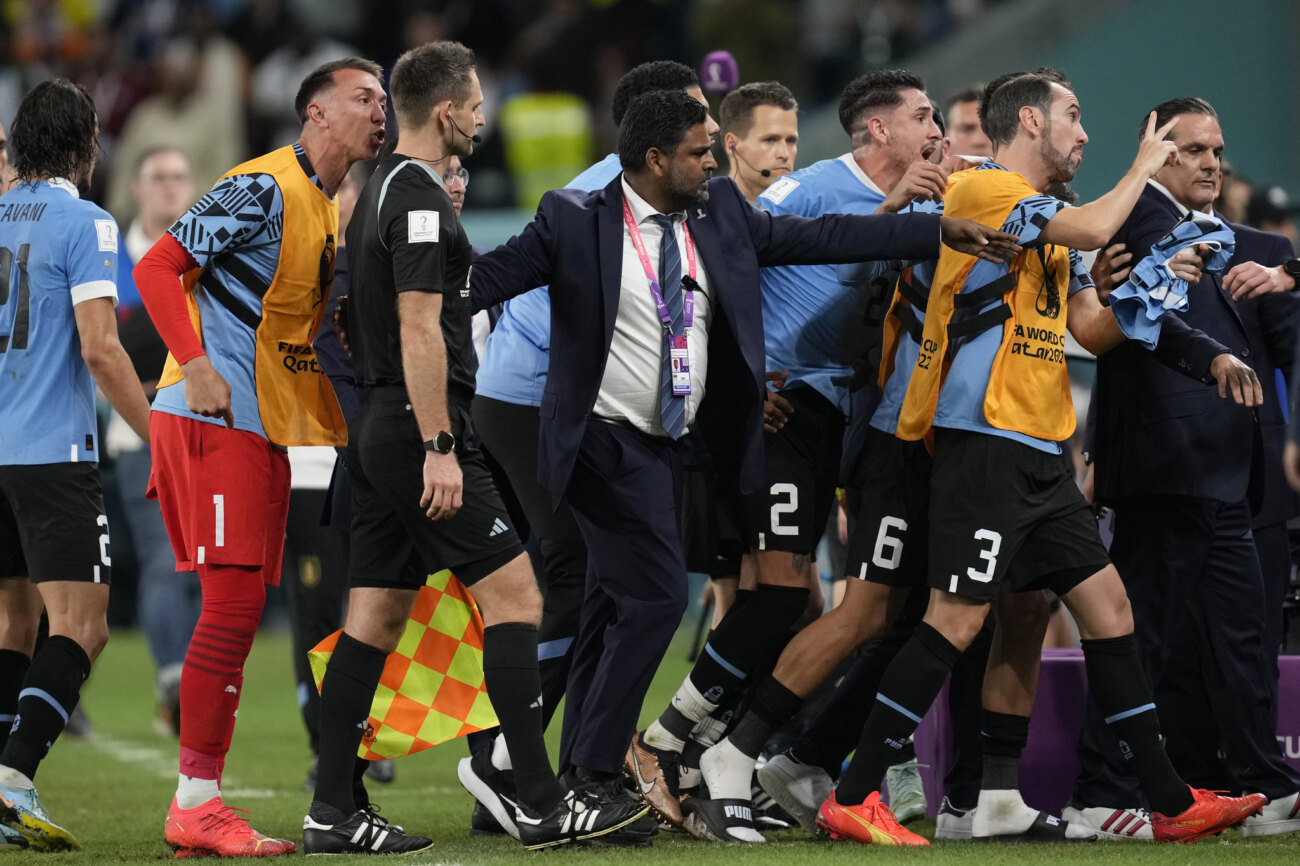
[1093,184,1264,504]
[1231,223,1300,526]
[471,174,941,507]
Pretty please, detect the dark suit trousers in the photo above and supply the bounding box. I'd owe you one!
[558,419,689,775]
[473,395,586,728]
[1075,497,1300,806]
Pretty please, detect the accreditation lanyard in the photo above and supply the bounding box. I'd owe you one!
[623,197,698,397]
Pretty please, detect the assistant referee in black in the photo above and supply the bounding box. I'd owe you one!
[302,41,644,853]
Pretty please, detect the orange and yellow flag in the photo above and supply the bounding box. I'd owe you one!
[308,569,499,759]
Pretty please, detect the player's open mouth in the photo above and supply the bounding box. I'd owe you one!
[373,130,386,145]
[921,145,937,160]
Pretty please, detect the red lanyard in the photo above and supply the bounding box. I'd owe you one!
[622,195,696,332]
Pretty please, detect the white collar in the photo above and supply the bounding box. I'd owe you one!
[47,178,81,198]
[837,153,887,198]
[620,174,682,225]
[1147,179,1189,217]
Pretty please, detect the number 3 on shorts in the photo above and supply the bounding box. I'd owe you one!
[966,528,1002,583]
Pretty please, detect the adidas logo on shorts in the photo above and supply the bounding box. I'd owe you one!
[488,518,508,537]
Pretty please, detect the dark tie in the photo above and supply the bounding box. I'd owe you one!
[652,214,686,439]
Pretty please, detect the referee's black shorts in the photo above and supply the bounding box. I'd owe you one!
[348,389,523,588]
[926,428,1108,603]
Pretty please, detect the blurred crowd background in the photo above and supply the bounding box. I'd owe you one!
[6,0,1297,234]
[8,0,1300,629]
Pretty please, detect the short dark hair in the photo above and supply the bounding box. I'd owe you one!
[391,41,477,130]
[618,89,708,172]
[980,67,1070,147]
[134,144,188,177]
[837,69,925,135]
[720,81,797,139]
[945,84,984,113]
[294,57,384,124]
[611,61,699,127]
[10,78,98,183]
[1141,97,1216,142]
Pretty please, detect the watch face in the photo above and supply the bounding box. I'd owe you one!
[1285,259,1300,279]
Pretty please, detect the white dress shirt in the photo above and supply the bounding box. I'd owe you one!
[593,177,713,435]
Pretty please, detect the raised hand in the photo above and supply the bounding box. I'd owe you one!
[877,162,948,213]
[1134,111,1181,179]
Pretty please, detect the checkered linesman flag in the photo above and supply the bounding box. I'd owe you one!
[309,569,499,759]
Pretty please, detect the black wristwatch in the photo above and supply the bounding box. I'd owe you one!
[1282,258,1300,286]
[423,431,456,454]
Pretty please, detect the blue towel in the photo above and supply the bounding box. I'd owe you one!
[1108,211,1236,348]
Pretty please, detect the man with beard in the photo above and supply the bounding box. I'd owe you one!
[469,87,1020,841]
[302,42,646,853]
[134,56,387,858]
[1068,96,1300,839]
[813,68,1266,847]
[628,69,958,841]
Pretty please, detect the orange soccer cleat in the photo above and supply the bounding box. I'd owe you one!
[1150,788,1267,844]
[816,790,929,847]
[165,797,297,858]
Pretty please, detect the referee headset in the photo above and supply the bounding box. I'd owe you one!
[445,111,481,144]
[728,139,772,178]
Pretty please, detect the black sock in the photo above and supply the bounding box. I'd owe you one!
[981,710,1029,791]
[482,622,564,815]
[351,756,370,810]
[689,585,810,707]
[0,650,31,754]
[836,623,960,805]
[1081,634,1192,816]
[729,678,804,758]
[0,636,89,781]
[311,632,386,819]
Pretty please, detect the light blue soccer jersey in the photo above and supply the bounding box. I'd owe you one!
[475,152,623,406]
[151,146,329,440]
[0,179,119,465]
[755,154,898,414]
[931,163,1093,453]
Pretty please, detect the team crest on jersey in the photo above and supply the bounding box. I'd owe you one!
[760,176,799,206]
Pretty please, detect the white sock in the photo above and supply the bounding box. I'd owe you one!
[671,678,718,723]
[643,720,685,752]
[972,788,1091,839]
[175,775,220,810]
[700,738,754,802]
[0,766,33,790]
[645,678,717,753]
[491,733,513,772]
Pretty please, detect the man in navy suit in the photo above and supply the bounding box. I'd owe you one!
[1069,97,1300,838]
[469,88,1019,817]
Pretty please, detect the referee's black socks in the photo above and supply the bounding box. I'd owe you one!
[1081,633,1193,816]
[311,631,387,822]
[482,622,565,815]
[1,636,89,782]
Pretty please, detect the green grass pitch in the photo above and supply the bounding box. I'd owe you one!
[27,629,1300,863]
